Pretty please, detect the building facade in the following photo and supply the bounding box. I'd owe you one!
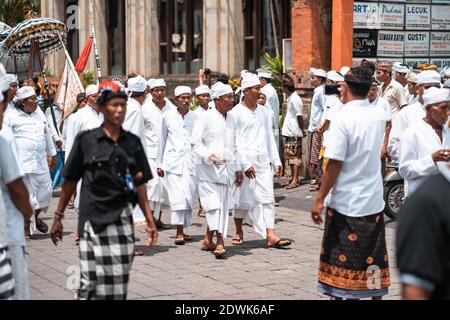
[41,0,292,82]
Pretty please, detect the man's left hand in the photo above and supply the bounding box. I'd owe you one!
[50,156,57,170]
[311,199,324,225]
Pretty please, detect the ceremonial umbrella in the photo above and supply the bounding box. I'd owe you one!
[0,22,11,41]
[3,17,68,56]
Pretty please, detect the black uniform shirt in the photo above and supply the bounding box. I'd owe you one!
[397,172,450,300]
[63,127,152,235]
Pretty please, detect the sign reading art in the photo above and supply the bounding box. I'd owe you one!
[354,2,380,28]
[378,31,405,56]
[353,29,379,57]
[405,4,431,29]
[379,3,405,29]
[404,32,430,56]
[432,5,450,30]
[430,32,450,56]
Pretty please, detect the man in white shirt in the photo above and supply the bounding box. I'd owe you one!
[377,62,408,119]
[227,73,291,249]
[258,71,280,149]
[281,74,304,190]
[311,66,391,300]
[405,72,419,105]
[368,79,392,160]
[0,125,34,299]
[1,69,32,299]
[137,79,173,230]
[399,87,450,198]
[307,68,327,191]
[157,86,198,246]
[192,83,235,259]
[124,75,150,231]
[389,71,442,160]
[194,85,211,115]
[65,85,101,159]
[4,87,57,238]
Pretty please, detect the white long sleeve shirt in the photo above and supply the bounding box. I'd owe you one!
[65,105,104,159]
[142,100,175,159]
[399,121,450,197]
[389,102,425,160]
[192,108,233,185]
[4,106,57,174]
[157,108,197,175]
[226,103,282,173]
[123,98,148,156]
[263,83,280,130]
[308,85,326,133]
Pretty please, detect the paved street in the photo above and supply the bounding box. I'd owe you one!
[27,181,401,300]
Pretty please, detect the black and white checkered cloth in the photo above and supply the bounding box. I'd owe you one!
[0,247,15,300]
[78,209,135,300]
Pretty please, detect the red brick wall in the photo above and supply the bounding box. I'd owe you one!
[292,0,332,79]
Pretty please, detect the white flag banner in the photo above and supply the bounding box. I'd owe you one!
[54,58,84,122]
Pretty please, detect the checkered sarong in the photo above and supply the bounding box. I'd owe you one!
[78,208,135,300]
[0,247,15,300]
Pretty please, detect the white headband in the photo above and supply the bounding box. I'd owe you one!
[195,85,211,96]
[241,73,261,90]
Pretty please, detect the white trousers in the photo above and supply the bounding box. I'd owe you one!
[234,204,275,239]
[171,210,192,228]
[7,246,30,300]
[23,173,52,211]
[199,181,230,238]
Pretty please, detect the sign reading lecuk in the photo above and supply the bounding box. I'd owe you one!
[405,4,431,29]
[354,2,379,28]
[404,32,430,56]
[378,31,405,56]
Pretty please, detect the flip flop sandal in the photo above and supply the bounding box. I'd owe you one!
[231,238,245,246]
[286,184,300,190]
[133,249,144,257]
[175,238,186,246]
[201,245,217,252]
[36,219,49,234]
[214,247,227,259]
[268,240,292,249]
[183,235,194,242]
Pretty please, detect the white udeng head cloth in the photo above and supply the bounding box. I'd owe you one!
[128,75,147,93]
[258,70,272,79]
[327,71,344,82]
[416,70,442,86]
[4,74,18,85]
[85,84,99,97]
[241,73,261,90]
[423,87,450,108]
[406,72,418,84]
[195,85,211,96]
[309,68,327,78]
[174,86,192,97]
[212,83,233,99]
[150,79,166,90]
[15,86,36,101]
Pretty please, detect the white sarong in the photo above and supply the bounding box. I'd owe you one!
[232,168,276,239]
[199,181,230,238]
[23,173,52,211]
